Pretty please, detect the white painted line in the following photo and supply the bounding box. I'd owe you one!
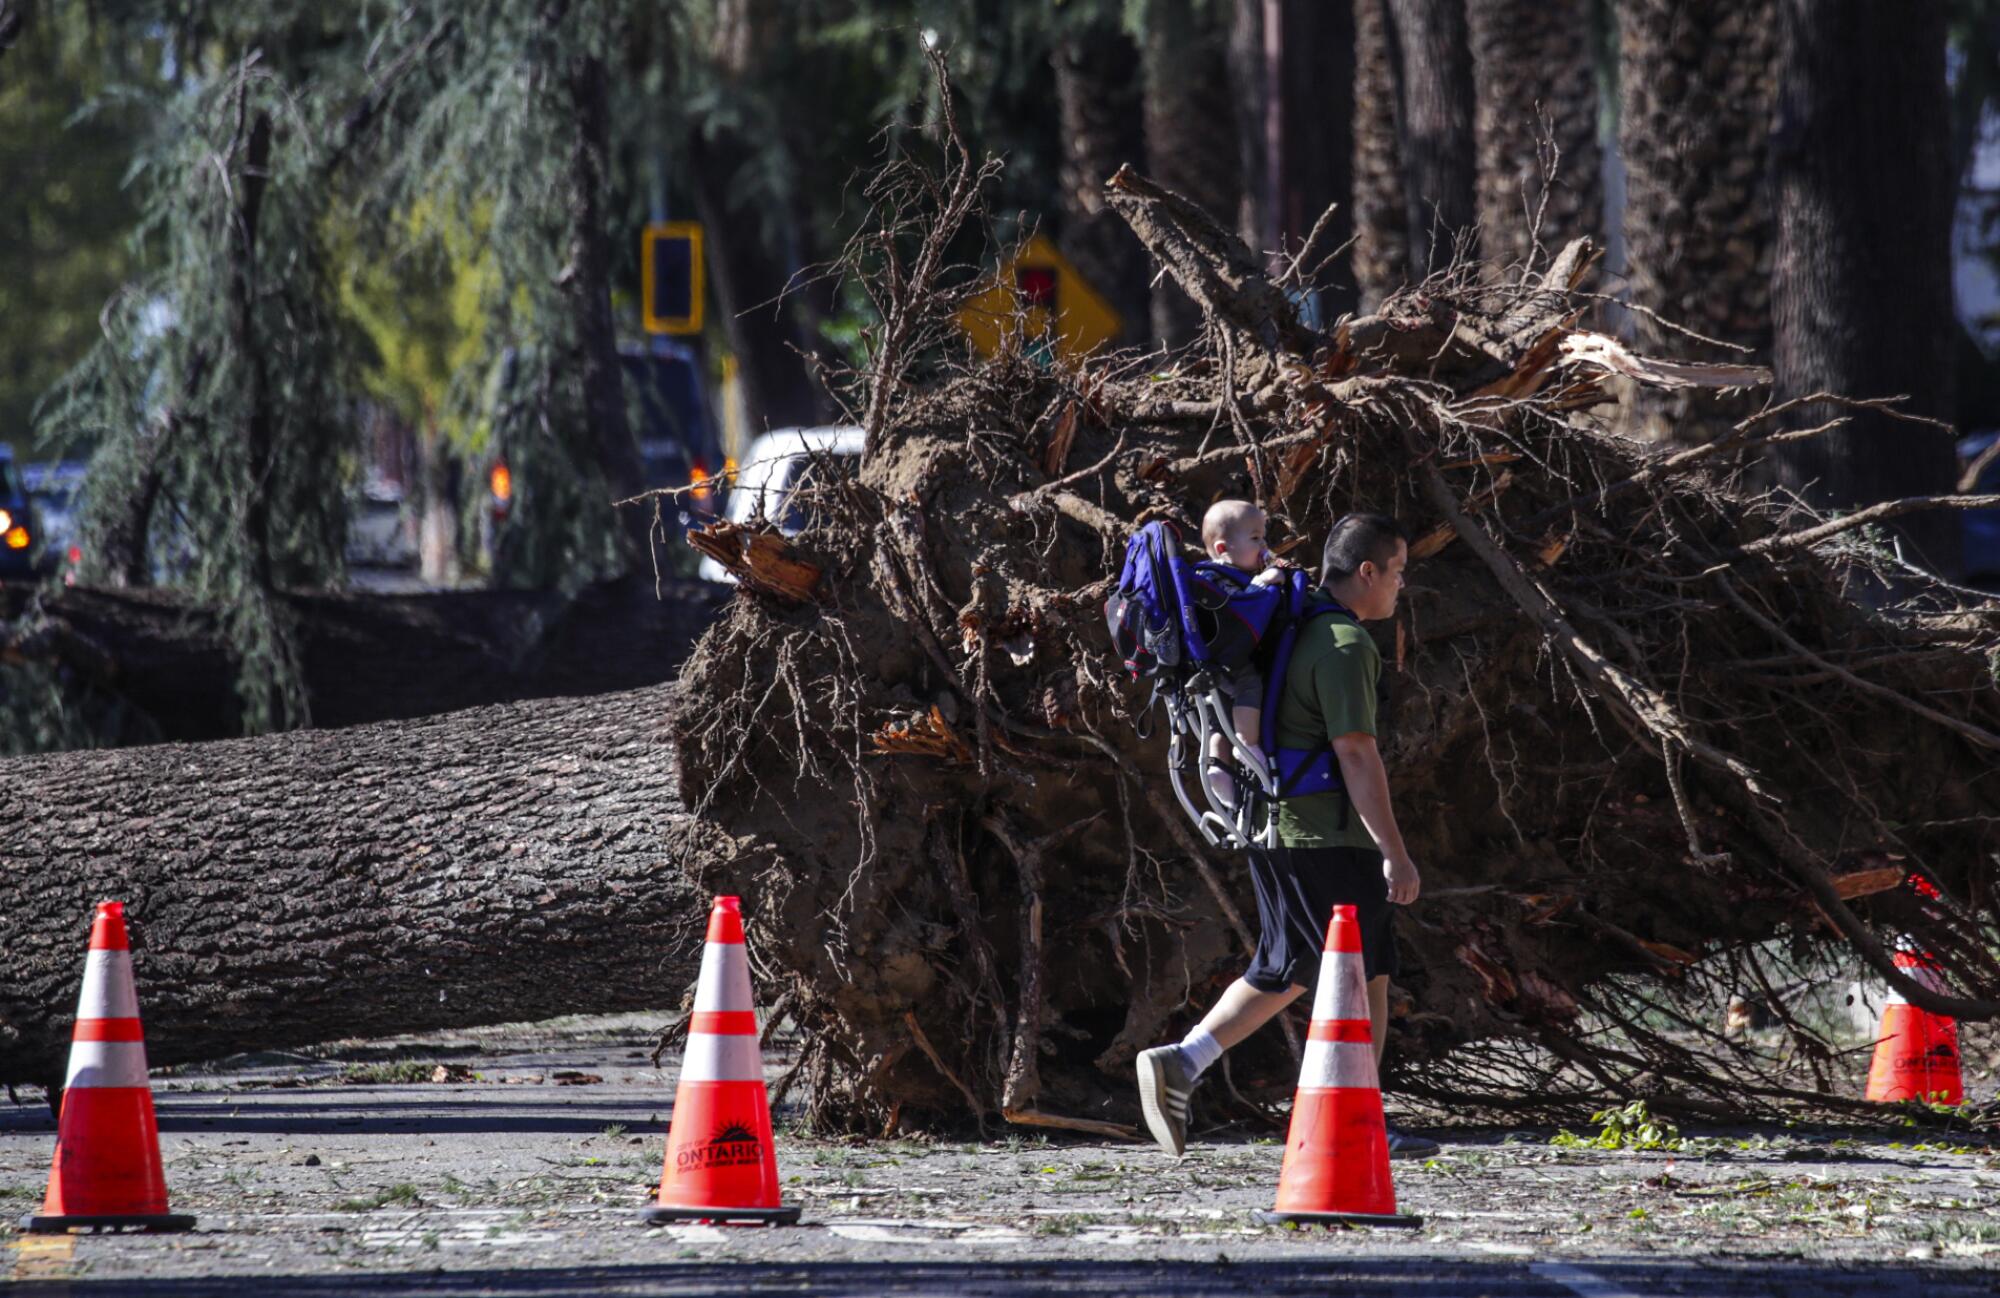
[1466,1241,1537,1257]
[1531,1262,1650,1298]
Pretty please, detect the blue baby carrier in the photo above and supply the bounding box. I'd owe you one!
[1104,520,1355,849]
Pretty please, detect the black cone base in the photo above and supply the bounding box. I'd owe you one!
[639,1203,801,1226]
[21,1212,197,1234]
[1253,1208,1423,1229]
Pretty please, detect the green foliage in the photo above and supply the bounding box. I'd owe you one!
[0,11,148,453]
[1551,1100,1686,1152]
[39,56,360,731]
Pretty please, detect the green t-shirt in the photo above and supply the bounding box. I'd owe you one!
[1271,611,1382,850]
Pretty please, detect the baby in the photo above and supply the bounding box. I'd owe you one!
[1199,500,1284,809]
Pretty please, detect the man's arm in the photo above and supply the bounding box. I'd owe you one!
[1331,733,1420,904]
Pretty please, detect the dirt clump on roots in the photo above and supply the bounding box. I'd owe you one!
[668,76,2000,1136]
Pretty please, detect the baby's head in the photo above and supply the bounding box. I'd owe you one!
[1200,499,1269,573]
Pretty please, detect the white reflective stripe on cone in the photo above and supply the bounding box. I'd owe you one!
[1307,954,1367,1024]
[76,950,141,1021]
[1297,1039,1378,1090]
[680,1032,765,1082]
[692,943,757,1013]
[64,1040,151,1090]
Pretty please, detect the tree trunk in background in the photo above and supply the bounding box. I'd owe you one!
[1467,0,1601,274]
[1619,0,1775,443]
[688,0,822,436]
[0,578,719,745]
[1227,0,1270,253]
[1383,0,1476,278]
[1266,0,1358,322]
[0,687,704,1088]
[1768,0,1959,576]
[1054,15,1152,347]
[564,52,648,565]
[1352,0,1408,308]
[688,133,822,434]
[1143,0,1242,346]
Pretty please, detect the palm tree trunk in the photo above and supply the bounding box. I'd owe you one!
[1618,0,1775,443]
[1351,0,1408,308]
[1467,0,1602,275]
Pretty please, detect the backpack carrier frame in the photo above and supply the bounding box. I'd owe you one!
[1106,521,1354,851]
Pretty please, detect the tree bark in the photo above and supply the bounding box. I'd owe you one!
[1383,0,1477,278]
[1619,0,1776,443]
[1265,0,1358,321]
[1053,15,1153,347]
[564,51,649,565]
[1352,0,1409,308]
[0,686,706,1088]
[1768,0,1959,576]
[1468,0,1601,274]
[1142,0,1242,346]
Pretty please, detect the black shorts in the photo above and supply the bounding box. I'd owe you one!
[1243,845,1400,990]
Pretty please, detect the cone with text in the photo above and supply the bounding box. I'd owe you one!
[641,895,800,1225]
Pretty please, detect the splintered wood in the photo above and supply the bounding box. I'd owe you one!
[687,521,824,602]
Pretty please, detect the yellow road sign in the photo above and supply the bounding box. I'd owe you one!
[955,233,1122,360]
[643,222,704,335]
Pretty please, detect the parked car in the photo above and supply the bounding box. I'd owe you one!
[1963,430,2000,582]
[481,343,723,574]
[698,426,865,584]
[21,460,88,584]
[0,445,41,579]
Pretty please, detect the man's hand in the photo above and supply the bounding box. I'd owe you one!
[1384,852,1421,905]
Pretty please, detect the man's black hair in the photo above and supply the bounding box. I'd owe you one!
[1321,513,1408,581]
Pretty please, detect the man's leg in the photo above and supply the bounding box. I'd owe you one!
[1197,978,1305,1049]
[1137,979,1303,1156]
[1365,972,1438,1158]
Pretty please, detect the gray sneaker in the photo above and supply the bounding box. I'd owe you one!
[1136,1045,1193,1157]
[1385,1125,1440,1160]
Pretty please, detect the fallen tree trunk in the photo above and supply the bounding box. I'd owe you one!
[0,576,722,744]
[0,685,713,1089]
[672,98,2000,1132]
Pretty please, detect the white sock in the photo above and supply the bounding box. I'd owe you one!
[1179,1027,1224,1079]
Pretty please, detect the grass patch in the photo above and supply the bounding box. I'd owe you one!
[336,1183,424,1212]
[338,1061,439,1086]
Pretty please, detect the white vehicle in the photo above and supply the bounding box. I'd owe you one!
[699,425,865,584]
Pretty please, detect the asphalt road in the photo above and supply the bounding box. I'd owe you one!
[4,1015,1996,1296]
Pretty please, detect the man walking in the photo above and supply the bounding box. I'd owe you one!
[1137,513,1437,1158]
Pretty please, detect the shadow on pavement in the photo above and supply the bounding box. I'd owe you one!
[12,1257,1987,1297]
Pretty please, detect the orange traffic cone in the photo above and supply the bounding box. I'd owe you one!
[1866,943,1963,1105]
[1254,903,1421,1229]
[641,896,799,1226]
[22,902,195,1233]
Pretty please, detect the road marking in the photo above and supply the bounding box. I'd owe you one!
[1530,1261,1648,1298]
[9,1234,77,1284]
